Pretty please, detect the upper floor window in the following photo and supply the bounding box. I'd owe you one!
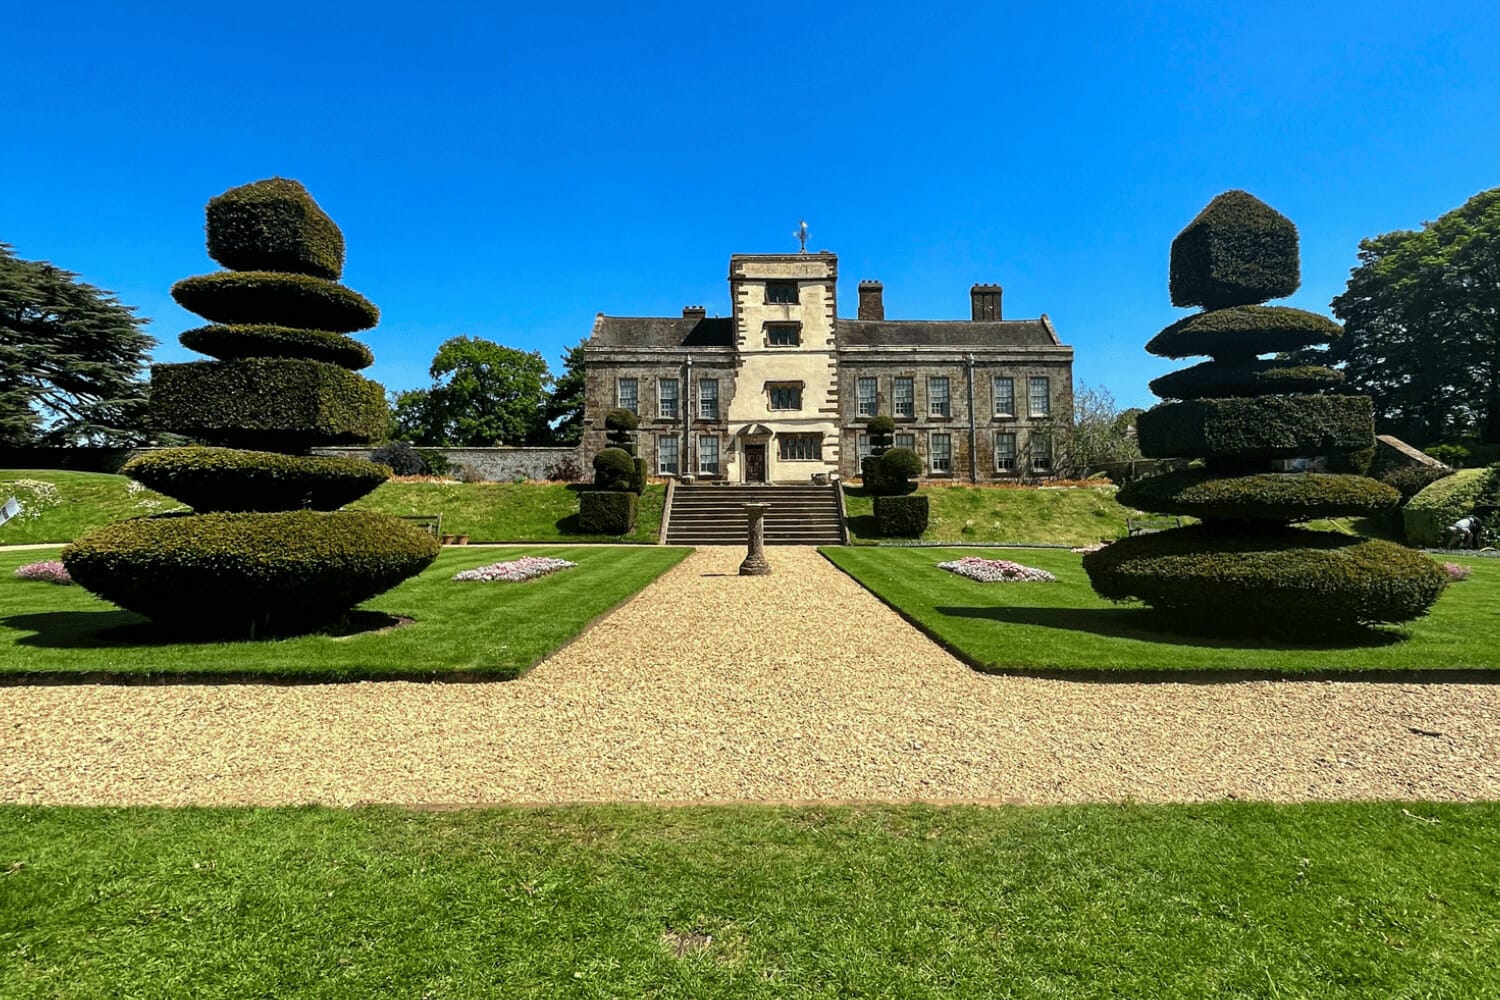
[766,282,799,304]
[657,434,679,475]
[616,377,638,414]
[856,377,878,417]
[1029,377,1051,418]
[658,378,679,420]
[994,377,1015,417]
[929,377,951,417]
[768,383,802,411]
[767,324,800,347]
[930,432,952,474]
[893,377,914,418]
[698,378,719,420]
[778,433,822,461]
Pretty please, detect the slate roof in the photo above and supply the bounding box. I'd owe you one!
[837,319,1059,348]
[590,316,735,349]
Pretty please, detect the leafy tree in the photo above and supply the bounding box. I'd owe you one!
[1324,188,1500,443]
[1058,381,1141,475]
[393,336,552,446]
[0,242,155,445]
[542,338,587,445]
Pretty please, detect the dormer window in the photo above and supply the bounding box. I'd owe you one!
[766,282,798,304]
[766,324,800,347]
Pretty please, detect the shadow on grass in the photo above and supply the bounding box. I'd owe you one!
[845,514,880,538]
[2,609,405,649]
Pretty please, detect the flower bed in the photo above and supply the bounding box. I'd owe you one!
[452,556,577,583]
[938,556,1057,583]
[1443,562,1473,582]
[14,560,73,585]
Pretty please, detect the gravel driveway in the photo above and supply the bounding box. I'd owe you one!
[3,546,1497,806]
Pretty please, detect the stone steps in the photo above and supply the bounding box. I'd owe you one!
[665,484,845,546]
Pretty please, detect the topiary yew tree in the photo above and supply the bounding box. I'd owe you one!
[63,178,439,636]
[1084,191,1445,632]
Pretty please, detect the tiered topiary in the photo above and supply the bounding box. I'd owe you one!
[1084,191,1445,632]
[580,408,642,534]
[63,178,439,635]
[860,414,927,537]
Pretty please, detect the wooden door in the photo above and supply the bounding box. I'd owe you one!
[744,444,766,483]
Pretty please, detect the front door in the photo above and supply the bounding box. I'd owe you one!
[744,444,766,483]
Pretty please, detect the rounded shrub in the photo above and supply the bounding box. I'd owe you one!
[866,414,895,456]
[603,407,638,457]
[1149,359,1343,399]
[1379,465,1454,503]
[592,447,634,491]
[1168,190,1300,310]
[1146,306,1342,360]
[1117,470,1399,522]
[370,441,430,477]
[172,271,379,332]
[1082,526,1447,629]
[874,494,929,537]
[1403,467,1488,547]
[578,490,637,535]
[62,511,440,635]
[1136,395,1374,461]
[123,447,390,512]
[205,177,345,280]
[180,324,373,370]
[1425,443,1469,468]
[873,447,922,496]
[150,358,389,451]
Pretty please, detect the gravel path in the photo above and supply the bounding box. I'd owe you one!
[3,546,1498,807]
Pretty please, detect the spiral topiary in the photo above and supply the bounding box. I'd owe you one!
[1085,191,1445,632]
[63,178,438,636]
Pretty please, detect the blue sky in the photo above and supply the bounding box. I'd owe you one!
[3,1,1496,409]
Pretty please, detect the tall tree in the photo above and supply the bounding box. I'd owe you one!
[542,338,587,445]
[1325,188,1500,443]
[394,336,552,446]
[1058,381,1141,475]
[0,242,155,445]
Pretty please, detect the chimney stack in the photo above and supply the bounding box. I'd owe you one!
[857,280,884,321]
[971,283,1003,321]
[682,305,707,320]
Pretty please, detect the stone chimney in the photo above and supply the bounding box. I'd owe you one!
[682,305,707,320]
[857,280,884,321]
[971,283,1003,321]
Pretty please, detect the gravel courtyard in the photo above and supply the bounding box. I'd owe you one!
[3,546,1497,807]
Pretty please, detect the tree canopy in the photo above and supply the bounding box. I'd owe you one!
[1060,381,1141,475]
[542,338,587,446]
[0,242,155,445]
[392,336,552,446]
[1324,188,1500,444]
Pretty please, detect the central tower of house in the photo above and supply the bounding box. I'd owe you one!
[724,251,840,483]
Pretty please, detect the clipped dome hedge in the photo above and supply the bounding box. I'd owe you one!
[206,177,345,280]
[1135,395,1375,460]
[1402,467,1489,547]
[1169,190,1301,309]
[172,271,379,332]
[123,447,392,512]
[1149,359,1344,399]
[1117,470,1399,522]
[180,324,374,370]
[1145,306,1342,360]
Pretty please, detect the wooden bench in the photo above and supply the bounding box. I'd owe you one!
[1127,517,1181,536]
[396,514,443,538]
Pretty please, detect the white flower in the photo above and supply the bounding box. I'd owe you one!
[937,556,1057,583]
[452,556,578,583]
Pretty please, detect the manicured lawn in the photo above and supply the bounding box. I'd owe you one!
[0,470,665,545]
[0,545,688,681]
[842,483,1140,546]
[1,802,1496,997]
[823,545,1500,674]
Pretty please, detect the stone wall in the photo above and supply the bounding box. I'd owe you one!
[315,446,584,482]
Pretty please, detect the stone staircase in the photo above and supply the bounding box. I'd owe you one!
[664,484,846,546]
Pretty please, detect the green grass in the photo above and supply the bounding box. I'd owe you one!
[842,484,1139,546]
[2,802,1497,997]
[0,545,687,681]
[0,470,664,545]
[823,545,1499,674]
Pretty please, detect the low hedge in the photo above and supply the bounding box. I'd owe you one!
[874,495,929,537]
[865,447,921,496]
[631,456,647,495]
[1146,306,1341,360]
[1403,467,1489,547]
[1082,525,1446,629]
[1117,471,1399,522]
[122,447,390,512]
[1148,360,1344,399]
[205,178,345,280]
[1136,395,1373,460]
[172,271,379,333]
[62,510,439,636]
[592,448,634,491]
[578,490,637,535]
[180,324,373,370]
[150,359,388,451]
[1168,190,1300,310]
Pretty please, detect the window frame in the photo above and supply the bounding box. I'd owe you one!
[928,376,951,418]
[767,382,803,411]
[994,431,1018,472]
[1028,376,1051,419]
[658,377,679,420]
[697,378,719,420]
[856,432,872,463]
[766,323,801,347]
[616,377,638,414]
[1029,431,1053,474]
[893,377,915,418]
[929,432,953,474]
[657,434,679,476]
[893,431,916,451]
[778,433,823,462]
[856,377,878,418]
[765,281,799,304]
[993,376,1015,418]
[697,435,720,475]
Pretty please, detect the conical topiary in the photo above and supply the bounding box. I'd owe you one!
[63,178,439,635]
[1083,191,1445,633]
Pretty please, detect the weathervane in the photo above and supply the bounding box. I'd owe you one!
[794,219,809,253]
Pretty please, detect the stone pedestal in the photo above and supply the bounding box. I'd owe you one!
[739,503,771,576]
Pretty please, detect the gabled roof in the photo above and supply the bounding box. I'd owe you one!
[589,315,735,349]
[837,319,1060,348]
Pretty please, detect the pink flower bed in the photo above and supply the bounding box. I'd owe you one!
[938,556,1057,583]
[452,556,577,583]
[1442,562,1472,582]
[14,560,73,585]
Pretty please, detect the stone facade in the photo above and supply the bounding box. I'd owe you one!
[315,446,581,481]
[582,251,1074,483]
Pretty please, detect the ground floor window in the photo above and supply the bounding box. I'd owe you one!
[995,432,1017,472]
[1030,431,1052,473]
[778,434,822,461]
[894,432,916,451]
[857,433,872,462]
[658,435,679,475]
[930,433,952,474]
[698,435,719,475]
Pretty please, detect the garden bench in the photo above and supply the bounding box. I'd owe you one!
[1126,517,1181,536]
[397,514,443,538]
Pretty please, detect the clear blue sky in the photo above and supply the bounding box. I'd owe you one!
[3,1,1496,409]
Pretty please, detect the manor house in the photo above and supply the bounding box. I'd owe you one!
[581,250,1073,484]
